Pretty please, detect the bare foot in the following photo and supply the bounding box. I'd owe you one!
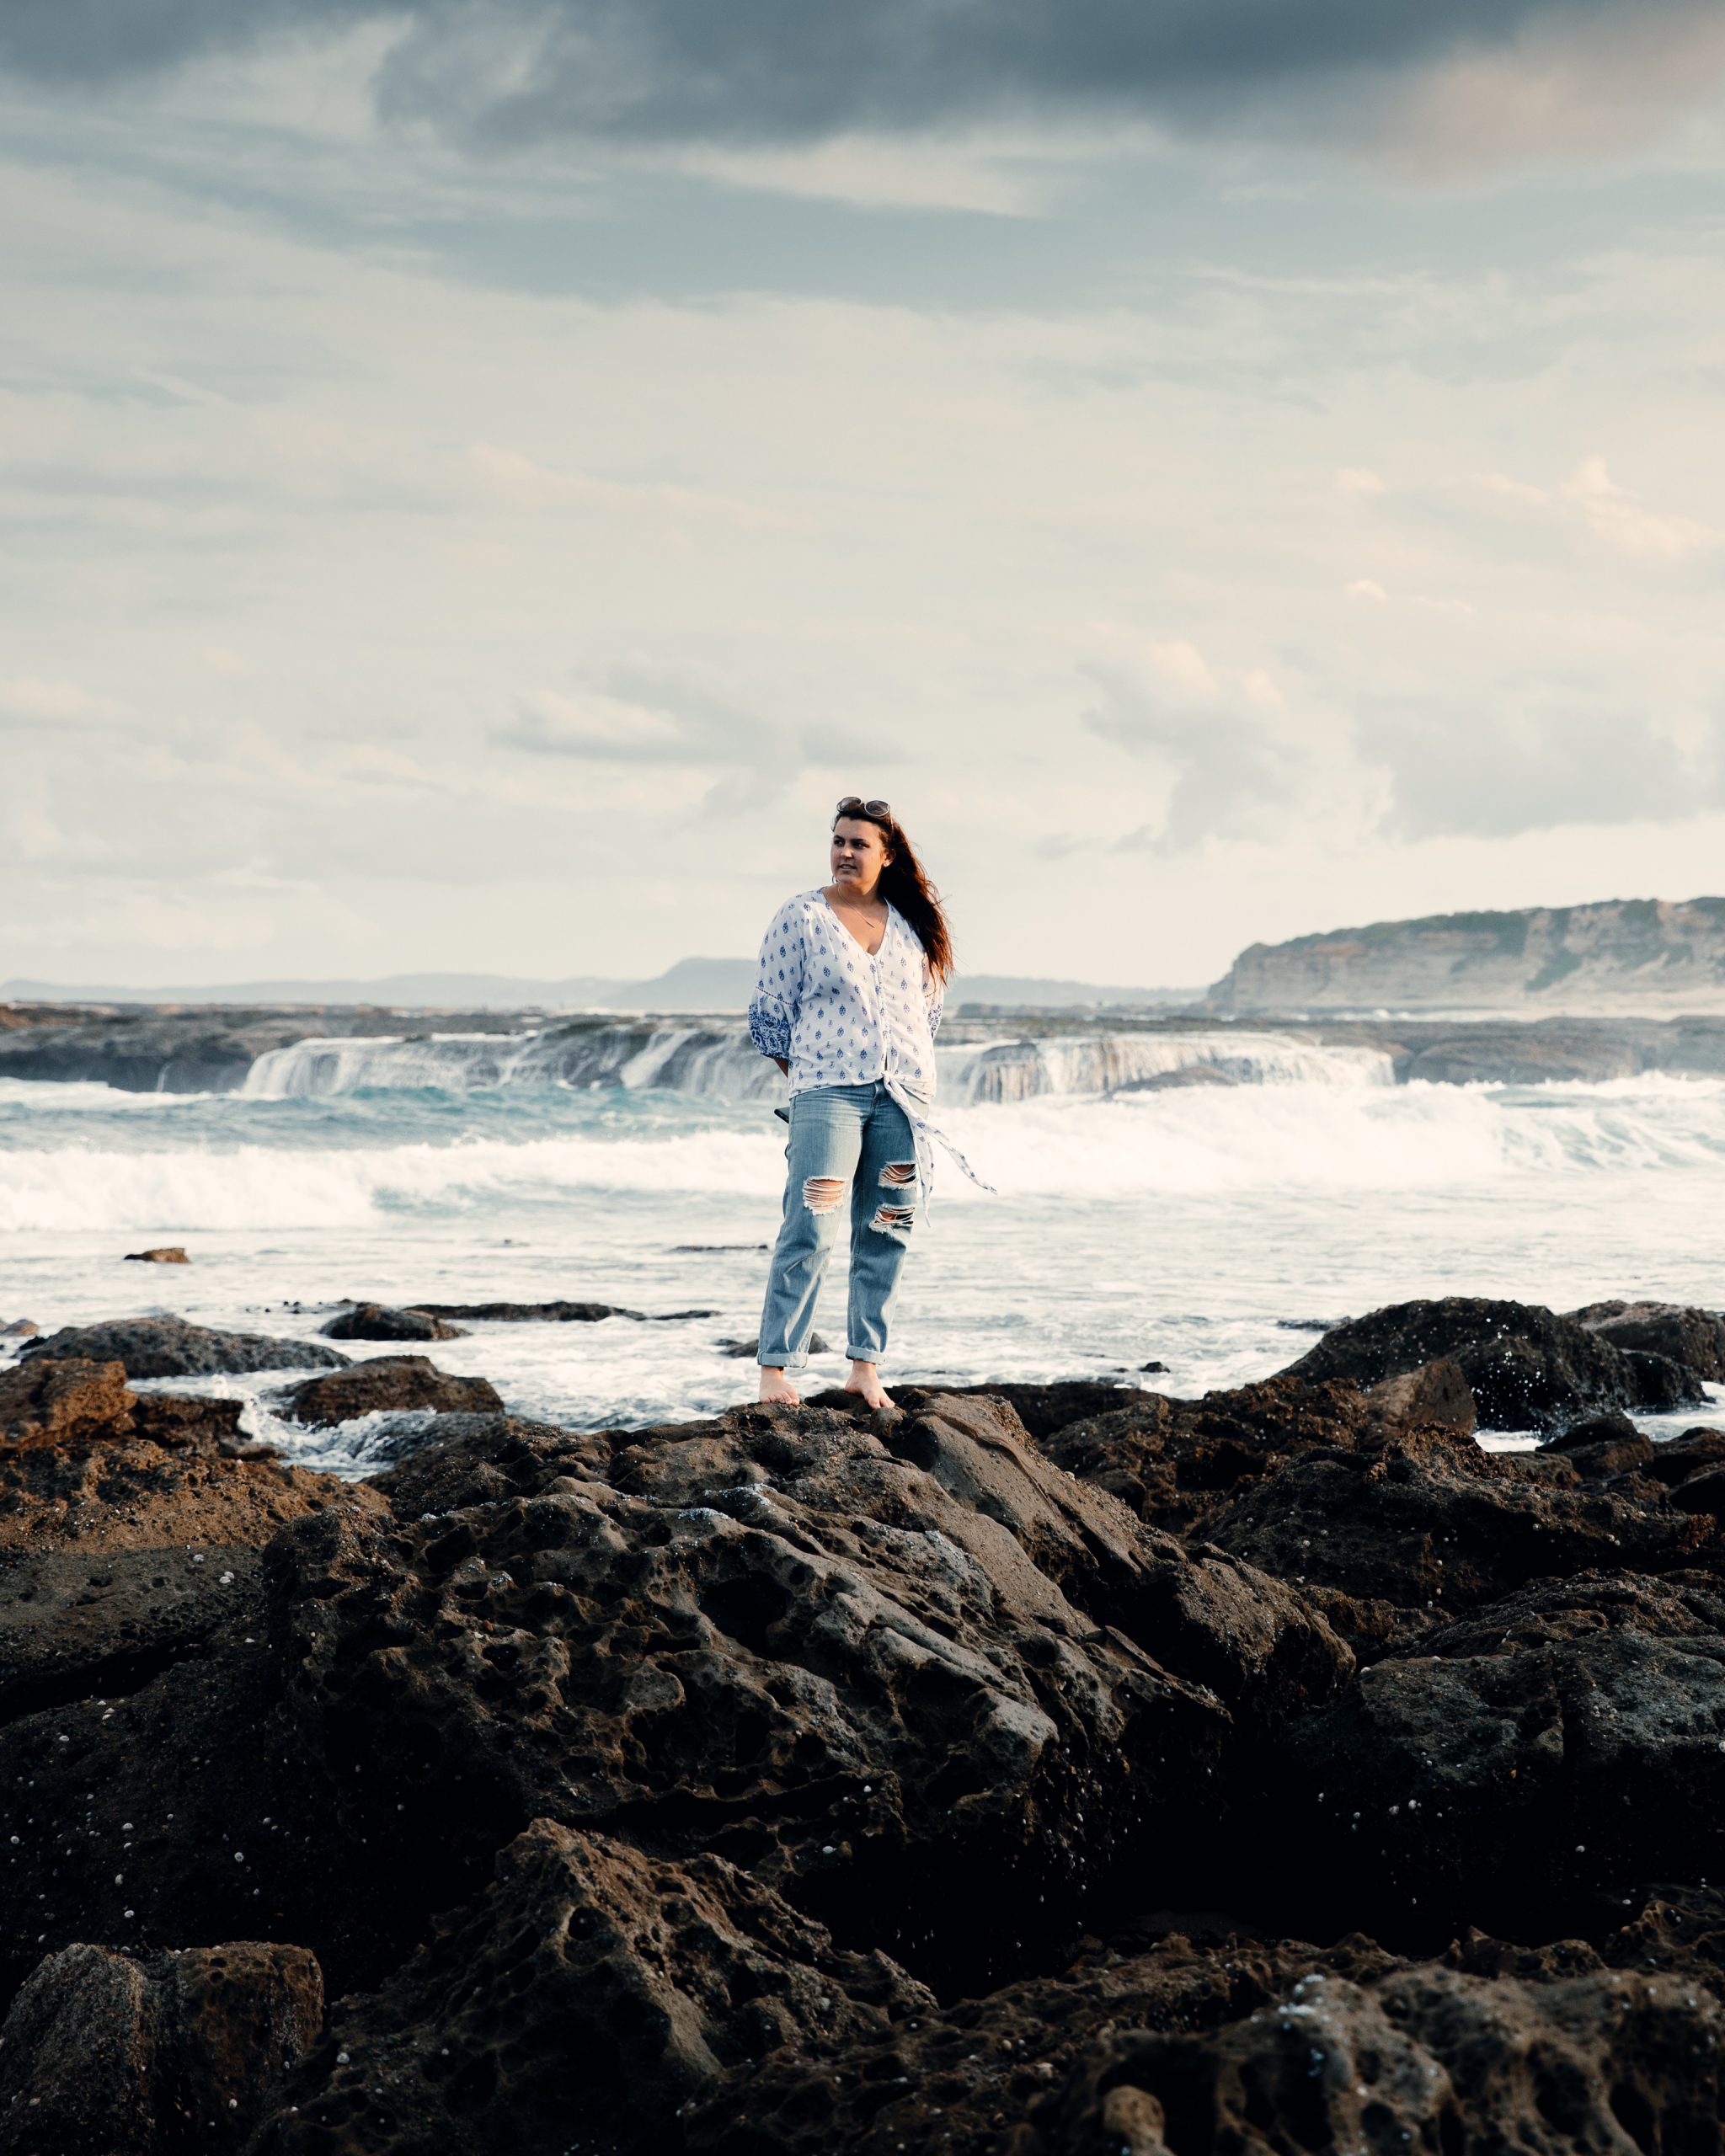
[843,1361,895,1413]
[757,1365,801,1406]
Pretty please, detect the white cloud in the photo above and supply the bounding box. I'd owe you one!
[1561,455,1718,561]
[0,678,131,726]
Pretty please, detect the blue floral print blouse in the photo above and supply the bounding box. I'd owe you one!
[749,890,990,1193]
[748,889,943,1098]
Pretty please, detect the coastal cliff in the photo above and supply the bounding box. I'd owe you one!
[1210,895,1725,1013]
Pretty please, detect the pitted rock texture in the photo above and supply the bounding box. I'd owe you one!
[5,1334,1725,2156]
[270,1395,1346,1992]
[1278,1572,1725,1940]
[1195,1420,1712,1624]
[20,1317,347,1380]
[0,1938,322,2155]
[1279,1295,1701,1429]
[320,1305,466,1342]
[0,1415,374,1554]
[281,1357,504,1426]
[0,1357,134,1448]
[1571,1297,1725,1383]
[253,1821,933,2156]
[1034,1372,1447,1537]
[680,1898,1725,2156]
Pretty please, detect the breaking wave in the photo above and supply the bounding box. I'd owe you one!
[241,1024,1395,1103]
[5,1076,1723,1234]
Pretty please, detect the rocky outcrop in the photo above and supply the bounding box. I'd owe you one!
[280,1358,504,1425]
[0,1357,135,1447]
[267,1395,1348,1995]
[1571,1297,1725,1383]
[1210,894,1725,1012]
[1279,1295,1704,1429]
[252,1822,932,2156]
[0,1939,322,2154]
[1276,1572,1725,1941]
[5,1322,1725,2156]
[678,1901,1725,2156]
[125,1246,190,1264]
[414,1299,646,1323]
[320,1305,466,1342]
[21,1317,347,1380]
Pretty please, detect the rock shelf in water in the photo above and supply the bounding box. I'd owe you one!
[1,1296,1723,2152]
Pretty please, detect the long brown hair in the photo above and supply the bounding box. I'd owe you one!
[836,806,954,985]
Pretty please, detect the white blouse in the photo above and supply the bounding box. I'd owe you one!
[748,889,990,1194]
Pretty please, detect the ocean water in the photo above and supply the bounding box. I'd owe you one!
[3,1027,1723,1470]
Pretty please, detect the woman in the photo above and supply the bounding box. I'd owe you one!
[748,796,985,1412]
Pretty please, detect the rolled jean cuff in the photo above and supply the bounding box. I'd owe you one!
[756,1348,808,1372]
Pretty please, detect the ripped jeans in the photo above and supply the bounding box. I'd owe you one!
[757,1081,920,1370]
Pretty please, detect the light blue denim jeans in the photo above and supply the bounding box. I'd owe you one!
[757,1081,920,1369]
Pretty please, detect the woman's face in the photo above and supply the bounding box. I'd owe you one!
[830,816,892,894]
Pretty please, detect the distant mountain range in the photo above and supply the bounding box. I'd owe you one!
[1209,897,1725,1014]
[1,957,1198,1015]
[20,895,1724,1020]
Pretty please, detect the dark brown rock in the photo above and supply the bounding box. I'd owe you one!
[414,1299,645,1323]
[1199,1422,1710,1624]
[681,1898,1725,2156]
[280,1357,504,1426]
[1283,1295,1702,1430]
[910,1380,1166,1440]
[1026,1957,1725,2156]
[269,1395,1345,1995]
[369,1412,613,1513]
[1670,1465,1725,1523]
[1639,1427,1725,1486]
[320,1305,466,1342]
[1277,1572,1725,1940]
[125,1246,190,1264]
[251,1822,931,2156]
[21,1317,346,1380]
[1572,1297,1725,1383]
[1363,1356,1476,1433]
[1538,1408,1655,1478]
[130,1392,248,1452]
[0,1358,133,1448]
[0,1938,322,2154]
[1035,1371,1462,1540]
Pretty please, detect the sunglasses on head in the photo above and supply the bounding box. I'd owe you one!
[836,796,891,820]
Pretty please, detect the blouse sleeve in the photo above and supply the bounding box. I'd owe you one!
[923,956,945,1042]
[748,899,804,1061]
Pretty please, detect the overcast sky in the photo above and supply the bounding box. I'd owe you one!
[4,1,1725,990]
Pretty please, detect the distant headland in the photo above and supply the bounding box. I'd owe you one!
[1208,896,1725,1015]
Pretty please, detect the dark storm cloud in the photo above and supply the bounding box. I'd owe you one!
[0,0,1701,144]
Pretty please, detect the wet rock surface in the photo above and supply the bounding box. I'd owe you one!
[1571,1296,1725,1383]
[20,1316,347,1380]
[280,1356,505,1425]
[2,1297,1724,2153]
[0,1938,323,2154]
[414,1299,647,1323]
[320,1305,467,1342]
[1280,1294,1706,1429]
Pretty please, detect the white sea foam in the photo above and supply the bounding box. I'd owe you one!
[239,1023,1393,1102]
[5,1076,1722,1233]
